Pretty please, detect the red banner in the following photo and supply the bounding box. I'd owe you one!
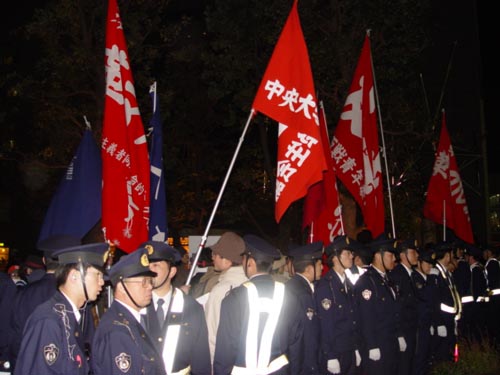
[101,0,150,253]
[423,111,474,243]
[252,0,327,223]
[331,34,385,238]
[302,102,343,245]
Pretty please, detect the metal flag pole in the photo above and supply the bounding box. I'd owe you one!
[186,110,255,285]
[368,29,396,238]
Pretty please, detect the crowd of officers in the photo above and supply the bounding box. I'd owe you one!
[0,232,499,375]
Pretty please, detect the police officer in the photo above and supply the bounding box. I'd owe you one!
[286,241,323,374]
[483,244,500,344]
[354,235,401,375]
[141,240,211,375]
[213,234,303,375]
[9,235,82,372]
[345,240,371,286]
[451,240,469,300]
[460,243,487,343]
[315,235,361,375]
[412,246,439,375]
[432,241,462,364]
[388,239,419,375]
[14,242,108,375]
[91,247,165,375]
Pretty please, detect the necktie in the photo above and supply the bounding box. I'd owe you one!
[157,298,165,327]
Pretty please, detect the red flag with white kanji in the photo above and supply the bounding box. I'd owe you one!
[423,111,474,243]
[302,101,343,244]
[331,33,385,238]
[101,0,150,253]
[252,0,327,223]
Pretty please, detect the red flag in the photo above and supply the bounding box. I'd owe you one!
[252,0,327,223]
[101,0,150,253]
[331,34,385,238]
[423,111,474,243]
[302,101,343,244]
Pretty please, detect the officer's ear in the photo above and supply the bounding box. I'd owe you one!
[168,264,177,280]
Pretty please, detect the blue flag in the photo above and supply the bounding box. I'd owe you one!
[148,82,168,241]
[38,127,102,243]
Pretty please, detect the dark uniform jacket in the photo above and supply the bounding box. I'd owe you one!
[315,269,358,373]
[10,273,96,371]
[14,291,89,375]
[354,266,400,374]
[91,300,165,375]
[389,264,418,337]
[214,274,303,375]
[485,257,500,293]
[285,274,320,375]
[0,272,17,371]
[144,288,211,375]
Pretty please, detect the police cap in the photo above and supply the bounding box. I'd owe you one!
[37,235,82,260]
[398,238,419,253]
[141,240,181,264]
[325,235,354,257]
[288,241,323,263]
[242,234,280,262]
[109,247,157,286]
[463,243,482,259]
[433,241,454,258]
[370,234,398,254]
[52,242,109,269]
[418,247,437,265]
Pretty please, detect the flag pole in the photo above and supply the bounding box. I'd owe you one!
[186,110,255,285]
[368,29,396,238]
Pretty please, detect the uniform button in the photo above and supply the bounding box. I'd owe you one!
[141,333,146,338]
[172,314,176,319]
[158,337,163,342]
[75,332,79,337]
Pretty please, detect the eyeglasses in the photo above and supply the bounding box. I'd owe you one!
[124,277,154,288]
[86,271,104,280]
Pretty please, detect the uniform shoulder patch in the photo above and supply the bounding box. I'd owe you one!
[44,343,59,366]
[362,289,372,300]
[115,352,132,373]
[321,298,332,310]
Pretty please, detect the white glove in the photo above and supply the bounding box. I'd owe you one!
[355,349,361,367]
[327,359,341,374]
[398,336,407,352]
[430,326,435,336]
[437,325,447,337]
[369,348,381,361]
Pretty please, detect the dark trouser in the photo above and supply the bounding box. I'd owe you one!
[432,322,456,363]
[397,330,416,375]
[361,341,398,375]
[413,326,433,375]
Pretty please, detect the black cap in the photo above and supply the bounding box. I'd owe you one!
[37,235,82,259]
[242,235,280,262]
[288,241,323,263]
[434,241,454,258]
[418,247,437,265]
[398,238,419,253]
[463,243,482,259]
[108,247,157,286]
[325,235,354,257]
[52,243,109,269]
[141,241,181,264]
[370,234,398,254]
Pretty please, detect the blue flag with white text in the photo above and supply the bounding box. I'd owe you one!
[148,82,168,241]
[38,128,102,243]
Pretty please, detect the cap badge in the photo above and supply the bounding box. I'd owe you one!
[140,254,150,267]
[115,352,132,373]
[362,289,372,300]
[44,343,59,366]
[144,244,154,255]
[306,308,314,320]
[321,298,332,310]
[103,249,110,263]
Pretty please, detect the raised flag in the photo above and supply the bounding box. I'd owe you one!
[423,111,474,243]
[330,34,385,238]
[252,0,327,223]
[148,82,168,242]
[302,101,343,244]
[102,0,150,253]
[38,127,101,243]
